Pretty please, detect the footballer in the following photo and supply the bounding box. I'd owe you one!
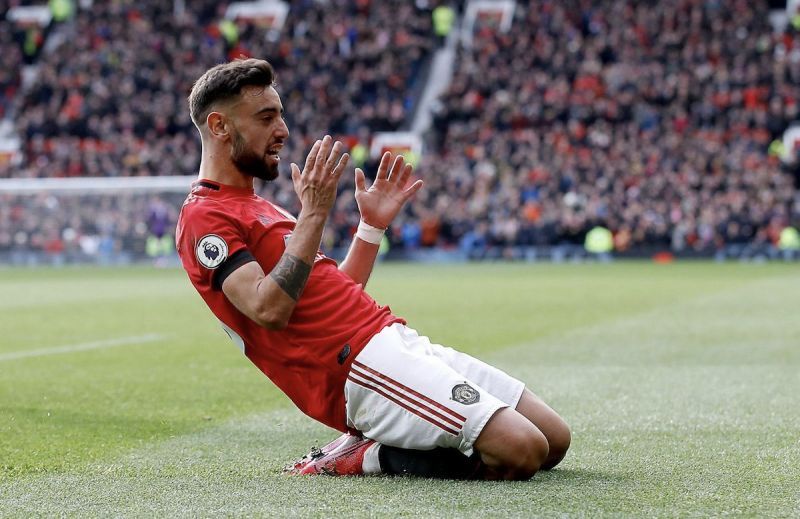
[176,59,570,480]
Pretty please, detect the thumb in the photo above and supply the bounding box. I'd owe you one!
[354,167,367,193]
[291,162,301,184]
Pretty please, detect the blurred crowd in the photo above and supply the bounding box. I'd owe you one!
[4,0,433,180]
[1,0,799,263]
[0,0,436,262]
[0,0,24,120]
[0,191,183,265]
[414,0,800,254]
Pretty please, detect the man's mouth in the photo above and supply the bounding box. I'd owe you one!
[267,144,283,161]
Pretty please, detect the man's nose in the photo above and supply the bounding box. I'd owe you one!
[277,118,289,138]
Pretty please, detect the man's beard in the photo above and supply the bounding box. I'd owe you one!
[231,130,278,181]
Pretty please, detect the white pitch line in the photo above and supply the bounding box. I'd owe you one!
[0,334,164,362]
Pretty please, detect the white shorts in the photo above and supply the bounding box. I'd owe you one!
[344,323,525,456]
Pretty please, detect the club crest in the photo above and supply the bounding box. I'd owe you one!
[196,234,228,269]
[451,383,480,405]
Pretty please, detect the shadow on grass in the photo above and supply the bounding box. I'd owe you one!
[365,467,631,488]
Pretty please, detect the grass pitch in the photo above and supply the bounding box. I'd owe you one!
[1,262,798,517]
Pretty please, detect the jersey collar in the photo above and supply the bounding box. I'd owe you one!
[191,179,255,196]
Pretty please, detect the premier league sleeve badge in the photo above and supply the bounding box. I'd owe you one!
[196,234,228,269]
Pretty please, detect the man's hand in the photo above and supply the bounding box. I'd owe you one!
[226,135,348,330]
[291,135,349,215]
[355,152,424,229]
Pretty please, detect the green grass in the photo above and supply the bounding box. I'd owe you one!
[1,262,799,517]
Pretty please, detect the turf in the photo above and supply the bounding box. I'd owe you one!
[1,262,798,517]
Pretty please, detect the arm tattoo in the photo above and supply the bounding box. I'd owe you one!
[270,253,312,301]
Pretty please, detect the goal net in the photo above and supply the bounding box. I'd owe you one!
[0,176,195,266]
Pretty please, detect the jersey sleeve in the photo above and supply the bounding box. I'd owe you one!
[179,205,256,291]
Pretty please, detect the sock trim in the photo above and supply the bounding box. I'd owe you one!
[362,442,382,475]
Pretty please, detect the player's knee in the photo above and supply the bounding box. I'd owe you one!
[498,428,549,480]
[542,419,571,470]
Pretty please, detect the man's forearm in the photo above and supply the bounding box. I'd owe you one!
[270,254,311,301]
[269,209,327,301]
[338,235,380,287]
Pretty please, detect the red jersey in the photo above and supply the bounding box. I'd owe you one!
[176,179,403,431]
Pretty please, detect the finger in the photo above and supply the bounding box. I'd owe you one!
[395,163,413,188]
[354,167,367,193]
[402,179,424,200]
[376,151,392,181]
[388,154,405,182]
[325,140,344,173]
[332,152,349,178]
[291,163,302,193]
[304,140,321,172]
[315,135,333,172]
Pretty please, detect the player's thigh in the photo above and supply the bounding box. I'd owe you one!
[409,327,570,468]
[345,324,508,456]
[401,326,525,408]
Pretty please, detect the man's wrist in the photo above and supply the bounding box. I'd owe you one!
[356,220,385,244]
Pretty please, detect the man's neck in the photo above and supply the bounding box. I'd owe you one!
[197,154,254,190]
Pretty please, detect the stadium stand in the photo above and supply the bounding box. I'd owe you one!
[0,1,23,122]
[421,0,800,257]
[6,0,434,180]
[1,0,799,265]
[1,0,438,264]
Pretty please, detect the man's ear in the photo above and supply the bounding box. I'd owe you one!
[206,111,230,140]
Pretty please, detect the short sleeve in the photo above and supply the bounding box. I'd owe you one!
[178,205,255,291]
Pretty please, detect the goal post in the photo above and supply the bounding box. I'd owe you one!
[0,175,197,194]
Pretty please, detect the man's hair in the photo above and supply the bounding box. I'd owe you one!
[188,58,275,128]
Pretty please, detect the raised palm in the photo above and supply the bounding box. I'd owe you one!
[355,152,423,229]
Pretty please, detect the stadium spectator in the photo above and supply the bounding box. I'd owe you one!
[432,2,456,45]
